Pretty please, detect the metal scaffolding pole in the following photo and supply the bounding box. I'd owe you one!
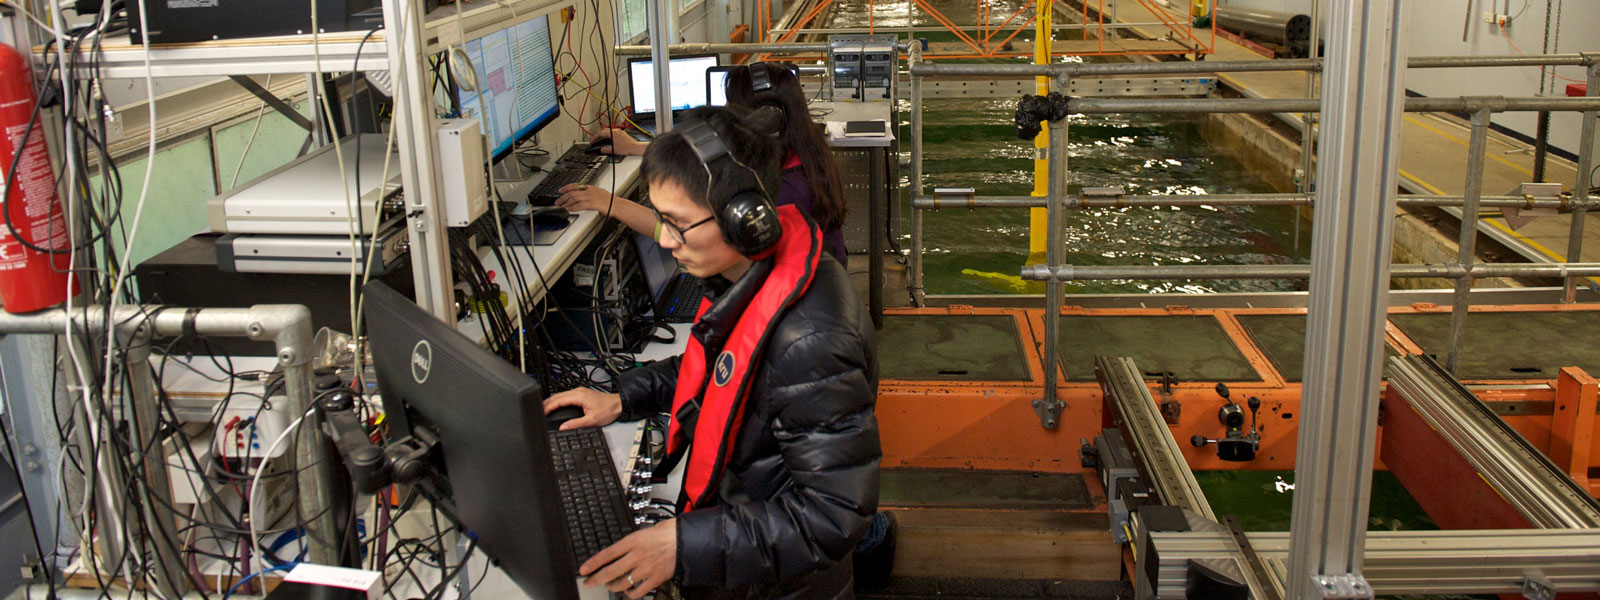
[910,193,1600,210]
[1566,58,1599,302]
[1287,0,1407,595]
[615,40,914,56]
[1060,96,1600,115]
[0,305,335,569]
[383,0,453,321]
[1445,109,1492,375]
[1018,262,1600,281]
[647,0,675,134]
[1037,106,1068,429]
[909,43,926,306]
[907,53,1589,78]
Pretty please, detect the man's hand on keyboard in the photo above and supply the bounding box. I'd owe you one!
[542,388,622,430]
[555,184,623,216]
[592,128,649,157]
[580,518,677,599]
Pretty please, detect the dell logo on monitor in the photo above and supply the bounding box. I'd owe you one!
[411,340,433,384]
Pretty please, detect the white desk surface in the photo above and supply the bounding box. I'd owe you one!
[814,101,896,148]
[457,155,644,343]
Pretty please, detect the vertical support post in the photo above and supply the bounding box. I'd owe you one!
[383,0,455,321]
[1286,0,1406,597]
[1445,109,1491,376]
[1037,87,1069,430]
[120,329,187,597]
[649,0,676,134]
[305,73,329,146]
[1027,0,1052,262]
[0,333,76,576]
[62,331,130,579]
[1551,367,1597,492]
[1297,0,1319,194]
[710,0,731,60]
[868,147,884,329]
[909,43,925,306]
[1565,59,1598,303]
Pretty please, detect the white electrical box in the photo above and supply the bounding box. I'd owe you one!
[437,118,488,227]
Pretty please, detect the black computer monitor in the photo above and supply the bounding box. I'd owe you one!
[456,13,561,162]
[363,281,580,600]
[627,54,719,118]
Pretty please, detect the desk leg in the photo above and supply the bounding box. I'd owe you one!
[869,147,885,330]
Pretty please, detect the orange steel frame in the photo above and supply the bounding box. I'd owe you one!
[876,303,1600,500]
[753,0,1214,59]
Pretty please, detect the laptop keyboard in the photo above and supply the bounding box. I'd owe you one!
[549,427,635,564]
[658,273,707,323]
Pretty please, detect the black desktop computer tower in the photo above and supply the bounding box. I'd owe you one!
[543,226,654,354]
[135,234,415,356]
[128,0,439,45]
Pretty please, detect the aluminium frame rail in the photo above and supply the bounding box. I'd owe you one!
[1387,354,1600,530]
[1094,356,1215,520]
[1144,528,1600,597]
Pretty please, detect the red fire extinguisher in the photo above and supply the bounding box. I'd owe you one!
[0,42,76,314]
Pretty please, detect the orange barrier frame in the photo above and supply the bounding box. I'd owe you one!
[876,303,1600,498]
[753,0,1215,59]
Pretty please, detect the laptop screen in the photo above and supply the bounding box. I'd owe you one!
[627,55,719,117]
[634,233,681,301]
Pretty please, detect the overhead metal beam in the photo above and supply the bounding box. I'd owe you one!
[1019,262,1600,281]
[910,193,1600,210]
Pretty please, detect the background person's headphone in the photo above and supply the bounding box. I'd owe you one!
[676,119,783,256]
[748,62,774,93]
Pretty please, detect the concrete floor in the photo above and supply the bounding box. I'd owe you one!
[1104,2,1594,270]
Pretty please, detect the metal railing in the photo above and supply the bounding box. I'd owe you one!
[905,50,1600,396]
[0,304,337,595]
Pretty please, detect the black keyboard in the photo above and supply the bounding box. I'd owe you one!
[658,273,707,323]
[528,145,607,206]
[549,427,634,564]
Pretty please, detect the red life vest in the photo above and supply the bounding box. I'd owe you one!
[666,204,822,511]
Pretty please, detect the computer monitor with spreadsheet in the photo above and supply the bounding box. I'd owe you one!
[362,281,581,600]
[627,54,719,118]
[456,14,560,161]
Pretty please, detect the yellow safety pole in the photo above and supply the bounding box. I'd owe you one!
[1028,0,1052,262]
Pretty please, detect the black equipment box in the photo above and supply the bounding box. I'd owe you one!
[135,234,415,356]
[127,0,437,44]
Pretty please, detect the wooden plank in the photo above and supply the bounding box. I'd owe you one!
[890,508,1121,581]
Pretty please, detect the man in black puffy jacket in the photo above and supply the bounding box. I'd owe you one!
[542,106,880,599]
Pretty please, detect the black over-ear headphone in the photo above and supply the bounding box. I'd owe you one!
[677,119,783,256]
[748,62,774,92]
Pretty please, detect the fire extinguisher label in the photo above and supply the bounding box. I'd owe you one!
[1,121,70,269]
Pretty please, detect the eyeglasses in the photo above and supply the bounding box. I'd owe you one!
[652,206,716,245]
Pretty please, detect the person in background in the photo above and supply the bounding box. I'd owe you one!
[557,62,850,264]
[542,106,879,598]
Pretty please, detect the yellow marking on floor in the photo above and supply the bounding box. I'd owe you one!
[1399,169,1600,286]
[1399,169,1449,195]
[1402,114,1536,178]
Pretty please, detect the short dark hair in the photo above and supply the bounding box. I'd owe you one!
[641,105,782,213]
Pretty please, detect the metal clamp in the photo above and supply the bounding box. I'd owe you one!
[1311,574,1374,599]
[1521,571,1555,600]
